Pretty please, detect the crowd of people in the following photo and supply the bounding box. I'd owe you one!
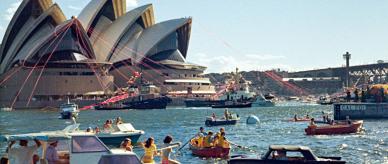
[346,86,387,103]
[191,127,230,149]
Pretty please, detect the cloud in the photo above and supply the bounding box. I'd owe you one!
[244,54,286,60]
[68,5,82,11]
[126,0,139,9]
[188,53,293,73]
[3,1,22,21]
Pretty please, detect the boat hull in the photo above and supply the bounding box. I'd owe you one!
[124,96,171,109]
[228,158,346,164]
[205,119,239,126]
[98,133,143,145]
[94,106,132,110]
[212,102,252,108]
[185,100,225,107]
[305,120,363,135]
[189,144,230,158]
[60,111,78,119]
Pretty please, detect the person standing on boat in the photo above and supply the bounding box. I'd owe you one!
[7,139,41,164]
[142,137,159,163]
[46,141,68,164]
[211,113,216,121]
[120,138,133,152]
[224,109,230,120]
[346,90,351,102]
[161,135,180,164]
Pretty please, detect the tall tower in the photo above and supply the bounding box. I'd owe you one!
[343,52,351,88]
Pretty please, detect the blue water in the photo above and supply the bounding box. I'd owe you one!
[0,105,387,163]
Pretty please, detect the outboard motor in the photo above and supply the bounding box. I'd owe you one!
[246,115,260,124]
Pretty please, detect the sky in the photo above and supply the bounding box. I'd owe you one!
[1,0,388,73]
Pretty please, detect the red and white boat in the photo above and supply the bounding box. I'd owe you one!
[305,120,363,135]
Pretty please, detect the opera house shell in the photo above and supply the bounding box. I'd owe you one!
[0,0,215,109]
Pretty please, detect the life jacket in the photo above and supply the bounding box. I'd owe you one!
[202,136,212,147]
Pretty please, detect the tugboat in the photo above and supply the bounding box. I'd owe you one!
[59,99,79,119]
[185,68,256,107]
[123,83,171,109]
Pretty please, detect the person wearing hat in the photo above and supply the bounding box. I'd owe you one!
[120,138,133,152]
[46,140,68,164]
[7,139,41,164]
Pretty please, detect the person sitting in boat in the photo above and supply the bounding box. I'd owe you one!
[216,132,229,148]
[202,131,214,148]
[115,117,124,125]
[197,127,207,137]
[142,137,159,164]
[346,116,352,125]
[275,150,288,160]
[212,113,216,121]
[7,139,41,164]
[94,126,100,134]
[86,127,93,133]
[161,135,180,164]
[309,118,316,127]
[294,114,298,121]
[120,138,133,152]
[103,120,112,132]
[306,114,310,119]
[46,140,69,164]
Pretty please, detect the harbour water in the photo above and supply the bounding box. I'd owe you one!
[0,105,387,163]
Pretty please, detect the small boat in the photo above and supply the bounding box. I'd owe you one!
[317,96,333,105]
[289,118,311,122]
[59,99,79,119]
[228,145,345,164]
[0,107,12,112]
[212,101,252,108]
[189,142,230,158]
[205,114,240,127]
[305,120,363,135]
[252,95,275,107]
[68,123,145,145]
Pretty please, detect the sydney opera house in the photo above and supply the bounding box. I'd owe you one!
[0,0,215,108]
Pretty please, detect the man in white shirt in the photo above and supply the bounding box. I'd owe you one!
[46,141,68,164]
[8,139,41,164]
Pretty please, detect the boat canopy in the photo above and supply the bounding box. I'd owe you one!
[0,131,70,142]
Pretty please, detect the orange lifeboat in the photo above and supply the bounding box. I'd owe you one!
[305,120,363,135]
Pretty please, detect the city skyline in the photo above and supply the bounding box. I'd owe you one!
[1,0,388,73]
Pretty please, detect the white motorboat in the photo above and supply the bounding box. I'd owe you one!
[60,99,79,119]
[68,123,145,146]
[252,95,275,107]
[0,131,142,164]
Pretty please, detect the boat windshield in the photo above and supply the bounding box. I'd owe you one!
[72,136,108,153]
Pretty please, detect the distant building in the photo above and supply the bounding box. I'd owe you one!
[0,0,214,108]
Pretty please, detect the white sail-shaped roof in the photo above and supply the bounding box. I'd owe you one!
[131,18,191,63]
[0,4,66,73]
[0,0,53,64]
[92,4,154,62]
